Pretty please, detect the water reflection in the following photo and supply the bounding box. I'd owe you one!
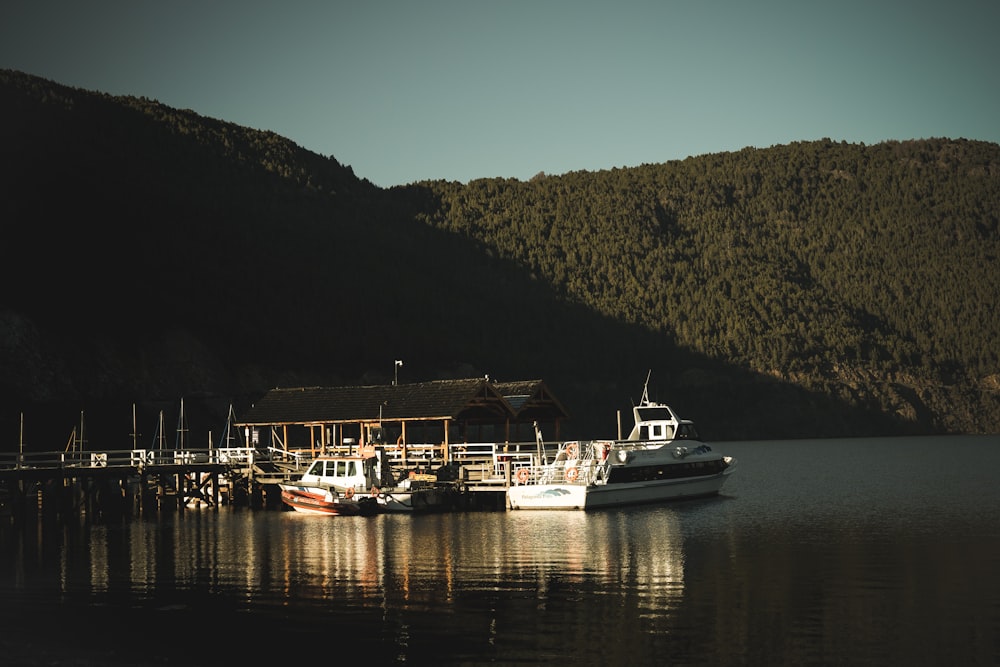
[2,435,998,666]
[17,506,690,630]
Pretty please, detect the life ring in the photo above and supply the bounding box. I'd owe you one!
[565,442,579,459]
[345,487,355,499]
[396,434,404,446]
[515,468,530,484]
[565,466,579,482]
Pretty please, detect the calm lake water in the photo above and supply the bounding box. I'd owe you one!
[1,435,998,666]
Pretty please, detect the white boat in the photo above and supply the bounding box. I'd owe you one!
[278,453,380,516]
[506,375,736,510]
[278,450,454,515]
[378,474,455,512]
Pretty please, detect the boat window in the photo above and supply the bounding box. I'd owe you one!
[677,424,698,439]
[306,460,322,475]
[651,424,677,439]
[637,407,672,421]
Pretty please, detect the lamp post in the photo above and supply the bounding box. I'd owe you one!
[394,359,403,385]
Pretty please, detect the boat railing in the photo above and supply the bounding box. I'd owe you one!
[517,459,598,486]
[509,442,614,486]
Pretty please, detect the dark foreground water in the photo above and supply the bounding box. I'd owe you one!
[1,435,998,666]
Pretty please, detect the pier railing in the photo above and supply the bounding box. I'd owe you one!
[0,447,263,471]
[0,439,556,482]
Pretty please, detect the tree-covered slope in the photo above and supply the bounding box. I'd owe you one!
[1,69,997,445]
[404,140,1000,433]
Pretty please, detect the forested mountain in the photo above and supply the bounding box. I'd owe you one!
[1,69,997,447]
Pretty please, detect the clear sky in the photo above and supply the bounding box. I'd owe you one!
[3,1,998,188]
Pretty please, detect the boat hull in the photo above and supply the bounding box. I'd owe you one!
[279,484,378,516]
[377,487,452,513]
[506,469,734,510]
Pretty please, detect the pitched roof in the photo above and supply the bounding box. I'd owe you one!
[238,378,515,426]
[493,380,570,421]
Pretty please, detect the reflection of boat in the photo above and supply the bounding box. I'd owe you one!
[507,374,736,510]
[278,451,454,515]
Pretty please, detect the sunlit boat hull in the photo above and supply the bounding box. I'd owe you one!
[506,467,734,510]
[279,484,378,516]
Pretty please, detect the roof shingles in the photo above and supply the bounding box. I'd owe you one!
[237,378,548,426]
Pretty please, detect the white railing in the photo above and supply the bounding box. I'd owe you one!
[0,440,571,483]
[0,448,262,471]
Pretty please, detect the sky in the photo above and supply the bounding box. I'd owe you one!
[2,1,998,188]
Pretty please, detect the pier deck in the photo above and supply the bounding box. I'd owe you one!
[0,441,541,519]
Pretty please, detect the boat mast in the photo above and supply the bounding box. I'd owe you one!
[153,410,166,451]
[175,397,187,450]
[218,403,239,449]
[641,369,652,405]
[131,403,140,450]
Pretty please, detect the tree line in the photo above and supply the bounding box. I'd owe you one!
[2,68,998,440]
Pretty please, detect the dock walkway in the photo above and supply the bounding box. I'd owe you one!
[0,441,546,519]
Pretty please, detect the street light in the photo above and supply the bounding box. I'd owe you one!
[394,359,403,385]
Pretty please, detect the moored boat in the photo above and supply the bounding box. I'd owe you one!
[278,451,383,515]
[506,374,736,510]
[278,450,455,515]
[279,481,379,516]
[377,473,456,512]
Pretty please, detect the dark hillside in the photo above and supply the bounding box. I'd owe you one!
[1,69,997,448]
[403,141,1000,435]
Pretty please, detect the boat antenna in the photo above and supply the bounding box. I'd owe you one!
[641,369,652,405]
[534,420,545,464]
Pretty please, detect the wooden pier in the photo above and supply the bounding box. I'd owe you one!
[0,442,534,521]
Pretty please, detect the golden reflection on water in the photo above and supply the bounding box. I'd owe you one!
[71,506,688,625]
[10,435,1000,666]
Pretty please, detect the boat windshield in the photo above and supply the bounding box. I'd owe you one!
[677,423,700,439]
[636,406,673,422]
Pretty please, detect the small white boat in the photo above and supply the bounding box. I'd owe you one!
[278,454,380,516]
[378,474,455,512]
[506,375,736,510]
[279,483,379,515]
[278,451,453,515]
